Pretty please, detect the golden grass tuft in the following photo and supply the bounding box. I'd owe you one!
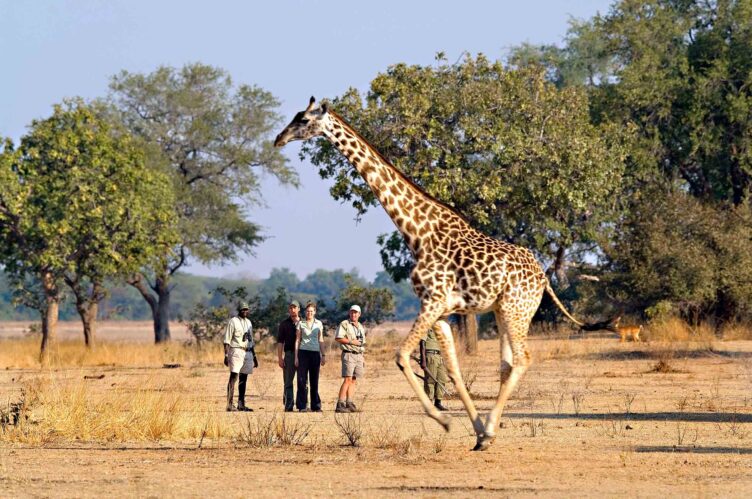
[643,317,716,344]
[720,323,752,340]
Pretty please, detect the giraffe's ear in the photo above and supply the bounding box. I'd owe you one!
[306,96,316,111]
[321,102,328,114]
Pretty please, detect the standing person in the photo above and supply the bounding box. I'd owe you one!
[223,302,257,412]
[419,328,449,411]
[295,301,326,412]
[334,304,366,413]
[276,300,300,412]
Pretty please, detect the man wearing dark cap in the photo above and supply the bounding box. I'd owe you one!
[223,302,256,412]
[276,300,300,412]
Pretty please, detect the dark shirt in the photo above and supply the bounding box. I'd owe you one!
[277,317,298,352]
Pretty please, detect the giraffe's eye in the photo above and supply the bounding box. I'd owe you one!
[299,118,310,124]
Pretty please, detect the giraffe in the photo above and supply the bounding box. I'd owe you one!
[274,97,601,450]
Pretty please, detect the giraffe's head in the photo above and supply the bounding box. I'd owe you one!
[274,96,330,148]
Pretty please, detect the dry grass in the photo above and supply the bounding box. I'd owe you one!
[236,413,312,448]
[0,338,223,368]
[720,323,752,340]
[643,317,717,344]
[0,374,230,444]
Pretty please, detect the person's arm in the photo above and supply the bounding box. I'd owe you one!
[223,319,233,364]
[318,322,326,366]
[277,322,285,368]
[294,327,301,367]
[419,339,426,370]
[335,322,361,346]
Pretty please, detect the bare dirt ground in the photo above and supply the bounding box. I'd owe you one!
[2,321,752,498]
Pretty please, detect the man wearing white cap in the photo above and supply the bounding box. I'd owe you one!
[334,304,366,413]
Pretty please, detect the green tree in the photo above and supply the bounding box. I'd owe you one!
[108,63,298,343]
[333,275,395,326]
[373,270,419,320]
[603,190,752,323]
[302,55,629,287]
[562,0,752,321]
[0,100,177,356]
[297,268,364,309]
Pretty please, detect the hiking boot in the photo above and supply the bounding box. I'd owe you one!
[226,405,238,412]
[345,401,359,413]
[434,400,448,411]
[237,405,253,412]
[299,408,309,413]
[335,401,351,413]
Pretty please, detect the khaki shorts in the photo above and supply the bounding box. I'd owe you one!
[229,347,254,375]
[341,351,364,378]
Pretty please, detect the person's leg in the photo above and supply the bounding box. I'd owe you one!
[346,378,357,403]
[226,372,238,411]
[335,378,350,412]
[283,350,295,411]
[345,355,363,411]
[310,352,321,411]
[237,373,250,410]
[434,357,449,411]
[296,351,310,411]
[425,354,438,401]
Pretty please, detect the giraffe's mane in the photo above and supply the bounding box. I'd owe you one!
[329,110,470,225]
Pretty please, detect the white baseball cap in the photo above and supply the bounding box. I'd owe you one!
[349,305,361,313]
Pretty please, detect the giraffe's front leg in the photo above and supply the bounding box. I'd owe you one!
[396,310,452,431]
[433,320,485,447]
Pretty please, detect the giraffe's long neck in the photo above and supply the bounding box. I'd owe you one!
[324,112,458,255]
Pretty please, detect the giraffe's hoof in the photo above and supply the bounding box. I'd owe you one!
[472,434,495,451]
[439,413,451,432]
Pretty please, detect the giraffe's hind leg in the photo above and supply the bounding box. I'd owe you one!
[396,304,451,431]
[433,319,484,438]
[477,300,539,450]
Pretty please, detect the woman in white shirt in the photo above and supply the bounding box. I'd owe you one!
[294,301,326,412]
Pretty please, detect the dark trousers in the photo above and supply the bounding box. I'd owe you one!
[296,350,321,410]
[283,350,296,410]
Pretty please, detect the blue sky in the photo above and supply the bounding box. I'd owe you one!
[0,0,613,281]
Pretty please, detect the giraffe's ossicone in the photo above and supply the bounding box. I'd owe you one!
[275,97,609,451]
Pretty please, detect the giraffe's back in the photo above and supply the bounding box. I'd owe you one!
[412,227,546,315]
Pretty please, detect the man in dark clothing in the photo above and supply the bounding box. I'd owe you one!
[419,327,449,411]
[277,300,300,412]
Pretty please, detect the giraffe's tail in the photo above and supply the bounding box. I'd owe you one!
[544,281,620,331]
[544,281,584,327]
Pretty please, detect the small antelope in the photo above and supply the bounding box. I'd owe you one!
[617,325,643,342]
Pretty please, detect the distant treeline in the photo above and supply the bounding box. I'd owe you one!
[0,267,418,322]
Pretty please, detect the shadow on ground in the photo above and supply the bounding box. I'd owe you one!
[506,411,752,423]
[584,349,752,361]
[634,445,752,455]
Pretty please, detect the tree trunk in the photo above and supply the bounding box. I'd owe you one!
[457,314,478,355]
[552,246,570,290]
[129,272,171,343]
[76,300,98,348]
[155,275,171,343]
[40,271,59,364]
[72,281,103,348]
